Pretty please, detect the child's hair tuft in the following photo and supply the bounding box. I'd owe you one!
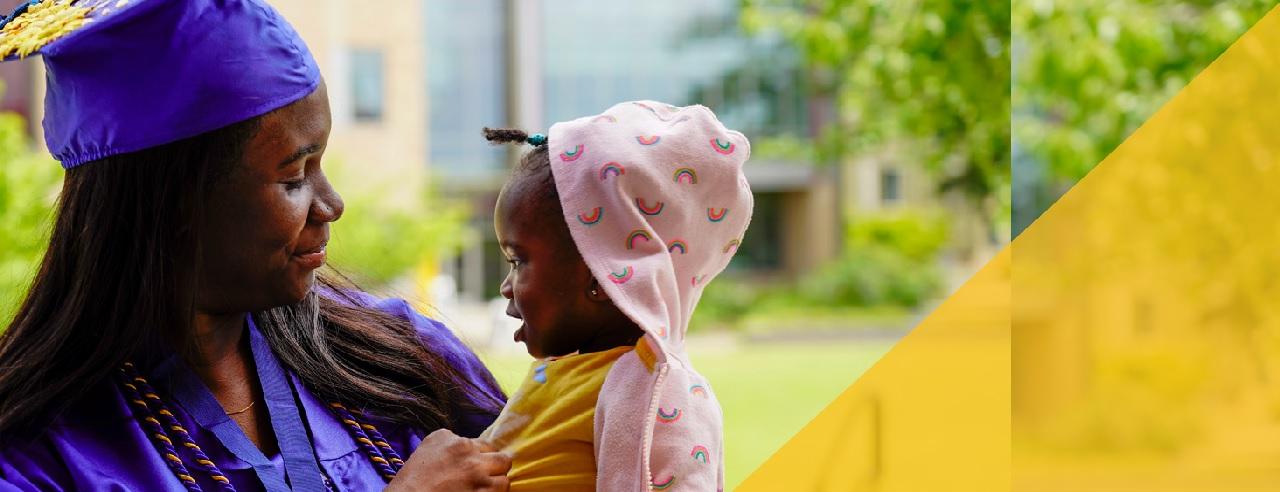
[483,126,558,203]
[483,127,529,145]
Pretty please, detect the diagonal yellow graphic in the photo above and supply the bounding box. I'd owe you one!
[741,5,1280,491]
[1012,5,1280,490]
[738,248,1010,491]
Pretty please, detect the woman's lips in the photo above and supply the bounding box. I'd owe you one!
[514,324,526,343]
[292,246,326,269]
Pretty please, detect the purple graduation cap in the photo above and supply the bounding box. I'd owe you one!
[0,0,320,168]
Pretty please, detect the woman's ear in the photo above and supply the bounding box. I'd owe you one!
[587,278,611,303]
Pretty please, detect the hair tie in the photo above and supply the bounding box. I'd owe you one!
[527,133,547,146]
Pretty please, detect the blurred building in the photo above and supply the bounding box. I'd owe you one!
[429,0,848,302]
[0,0,41,139]
[0,0,993,305]
[0,0,430,207]
[847,146,1000,289]
[272,0,429,206]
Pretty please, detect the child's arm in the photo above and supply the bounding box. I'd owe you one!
[594,352,653,491]
[646,366,724,491]
[595,352,725,491]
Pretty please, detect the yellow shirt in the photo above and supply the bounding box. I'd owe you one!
[480,345,634,491]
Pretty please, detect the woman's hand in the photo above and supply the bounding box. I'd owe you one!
[385,428,512,491]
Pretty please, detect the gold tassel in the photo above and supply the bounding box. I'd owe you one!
[0,0,95,59]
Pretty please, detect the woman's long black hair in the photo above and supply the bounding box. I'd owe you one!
[0,117,503,436]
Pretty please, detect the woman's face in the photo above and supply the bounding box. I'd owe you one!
[195,81,343,314]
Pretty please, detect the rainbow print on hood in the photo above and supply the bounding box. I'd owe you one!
[549,100,753,491]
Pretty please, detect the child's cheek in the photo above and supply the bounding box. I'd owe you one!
[513,276,537,316]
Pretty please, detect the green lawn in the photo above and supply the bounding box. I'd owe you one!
[477,339,893,490]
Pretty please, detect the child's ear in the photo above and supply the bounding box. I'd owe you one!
[587,278,611,302]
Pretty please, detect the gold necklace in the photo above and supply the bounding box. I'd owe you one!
[225,400,256,416]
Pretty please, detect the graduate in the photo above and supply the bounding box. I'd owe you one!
[0,1,510,490]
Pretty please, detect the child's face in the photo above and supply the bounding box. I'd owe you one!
[494,175,611,359]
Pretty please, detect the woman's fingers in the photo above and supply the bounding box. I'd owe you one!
[471,438,499,453]
[479,475,510,492]
[474,448,512,476]
[388,429,512,491]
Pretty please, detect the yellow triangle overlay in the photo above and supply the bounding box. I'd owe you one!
[742,6,1280,491]
[737,247,1010,491]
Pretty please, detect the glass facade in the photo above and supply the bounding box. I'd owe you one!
[540,0,810,140]
[425,0,814,297]
[425,0,508,179]
[425,0,810,178]
[537,0,807,275]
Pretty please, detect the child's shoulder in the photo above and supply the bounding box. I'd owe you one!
[541,344,636,382]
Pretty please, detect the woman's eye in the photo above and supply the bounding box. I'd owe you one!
[283,178,305,190]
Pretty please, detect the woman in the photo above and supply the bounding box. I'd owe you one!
[0,0,509,490]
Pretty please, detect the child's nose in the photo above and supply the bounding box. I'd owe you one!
[500,275,513,299]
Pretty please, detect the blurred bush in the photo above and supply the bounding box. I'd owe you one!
[325,164,467,288]
[0,112,59,326]
[692,276,764,330]
[799,212,948,307]
[1033,345,1209,454]
[693,211,947,332]
[747,135,819,165]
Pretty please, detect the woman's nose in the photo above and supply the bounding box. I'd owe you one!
[311,174,345,223]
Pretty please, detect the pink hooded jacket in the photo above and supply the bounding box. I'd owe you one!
[548,101,753,491]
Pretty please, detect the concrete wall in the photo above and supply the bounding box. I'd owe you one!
[842,144,999,291]
[780,170,840,276]
[270,0,429,206]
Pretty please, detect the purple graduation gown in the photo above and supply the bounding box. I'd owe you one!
[0,298,504,491]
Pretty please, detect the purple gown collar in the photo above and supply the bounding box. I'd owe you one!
[152,314,327,491]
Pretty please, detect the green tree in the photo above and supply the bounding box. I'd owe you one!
[1013,0,1273,228]
[325,165,467,288]
[0,112,60,325]
[743,0,1011,236]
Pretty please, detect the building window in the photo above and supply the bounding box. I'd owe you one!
[350,48,385,122]
[727,192,782,272]
[880,168,901,204]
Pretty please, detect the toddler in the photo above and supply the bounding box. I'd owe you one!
[479,101,753,491]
